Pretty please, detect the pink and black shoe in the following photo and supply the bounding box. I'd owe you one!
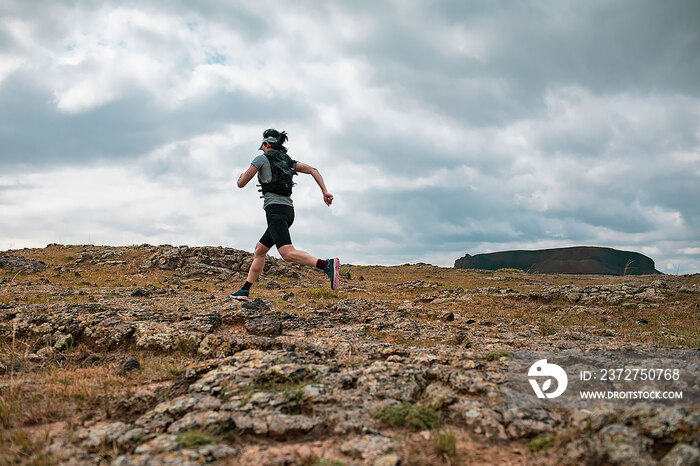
[323,257,340,290]
[229,288,250,302]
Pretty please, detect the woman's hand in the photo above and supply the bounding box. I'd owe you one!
[324,192,334,206]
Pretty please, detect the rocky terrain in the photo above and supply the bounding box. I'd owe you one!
[1,244,698,465]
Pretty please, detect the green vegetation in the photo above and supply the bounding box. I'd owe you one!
[432,430,458,461]
[251,368,319,392]
[538,318,558,337]
[176,430,219,449]
[305,287,347,300]
[486,349,508,361]
[528,434,554,453]
[301,458,346,466]
[283,388,304,415]
[372,402,441,430]
[238,369,319,408]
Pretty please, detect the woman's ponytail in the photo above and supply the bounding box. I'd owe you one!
[273,131,288,153]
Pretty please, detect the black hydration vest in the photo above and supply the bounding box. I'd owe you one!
[261,149,296,197]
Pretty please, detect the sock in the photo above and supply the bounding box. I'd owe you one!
[242,281,253,291]
[316,259,328,270]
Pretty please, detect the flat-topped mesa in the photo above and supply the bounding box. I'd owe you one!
[454,246,660,275]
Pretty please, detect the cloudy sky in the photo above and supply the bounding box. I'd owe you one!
[1,0,698,272]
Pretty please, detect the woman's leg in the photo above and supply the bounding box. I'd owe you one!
[277,244,318,267]
[246,241,270,283]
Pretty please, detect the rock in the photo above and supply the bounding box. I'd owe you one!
[167,410,235,434]
[441,312,455,322]
[44,439,94,463]
[36,347,53,359]
[198,335,236,358]
[340,434,394,460]
[634,408,681,437]
[185,312,222,333]
[564,437,604,465]
[374,454,401,466]
[134,325,175,351]
[150,394,222,418]
[265,413,323,438]
[119,357,140,373]
[660,443,700,466]
[245,314,283,337]
[131,288,151,297]
[457,401,508,441]
[134,434,178,455]
[241,297,271,314]
[0,254,48,273]
[356,360,423,402]
[588,409,618,431]
[423,383,457,408]
[141,245,304,280]
[197,443,238,462]
[114,449,204,465]
[568,409,593,431]
[448,370,496,395]
[503,408,557,439]
[53,333,73,352]
[638,409,700,445]
[79,422,144,451]
[301,384,331,404]
[596,424,654,466]
[136,395,223,431]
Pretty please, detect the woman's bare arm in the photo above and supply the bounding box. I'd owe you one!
[237,164,259,188]
[295,161,333,206]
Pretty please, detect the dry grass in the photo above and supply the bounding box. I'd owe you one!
[0,349,192,427]
[0,427,57,465]
[2,365,125,428]
[432,430,459,464]
[0,347,194,462]
[304,287,348,303]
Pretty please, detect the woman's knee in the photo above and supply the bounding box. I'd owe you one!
[278,245,295,261]
[254,242,270,257]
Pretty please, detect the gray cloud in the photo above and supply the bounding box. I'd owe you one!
[0,72,310,169]
[0,0,698,273]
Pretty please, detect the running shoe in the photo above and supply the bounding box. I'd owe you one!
[229,288,250,302]
[323,257,340,290]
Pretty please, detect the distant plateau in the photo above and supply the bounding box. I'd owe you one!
[454,246,660,275]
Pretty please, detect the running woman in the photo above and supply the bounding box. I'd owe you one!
[230,129,340,301]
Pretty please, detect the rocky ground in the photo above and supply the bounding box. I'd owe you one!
[0,244,698,465]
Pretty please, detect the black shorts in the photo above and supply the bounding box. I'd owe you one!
[259,204,295,249]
